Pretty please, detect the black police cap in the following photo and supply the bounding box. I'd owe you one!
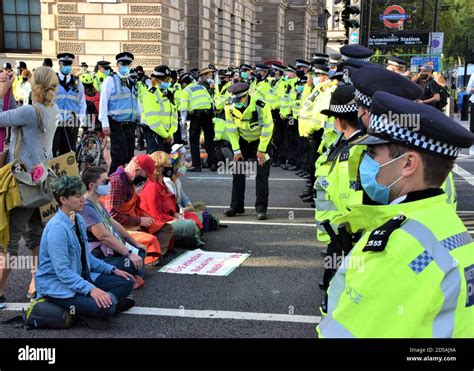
[340,45,374,61]
[57,53,75,65]
[321,85,358,120]
[115,52,134,64]
[354,91,474,159]
[386,56,407,68]
[228,82,250,98]
[351,66,423,107]
[151,65,171,78]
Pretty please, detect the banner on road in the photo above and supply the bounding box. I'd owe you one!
[159,249,250,276]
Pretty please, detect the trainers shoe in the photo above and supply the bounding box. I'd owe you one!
[0,296,6,309]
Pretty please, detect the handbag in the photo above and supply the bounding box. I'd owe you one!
[12,158,55,208]
[9,105,56,208]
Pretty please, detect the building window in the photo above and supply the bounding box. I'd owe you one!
[1,0,42,52]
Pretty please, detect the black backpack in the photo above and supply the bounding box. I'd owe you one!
[438,84,450,109]
[1,298,74,330]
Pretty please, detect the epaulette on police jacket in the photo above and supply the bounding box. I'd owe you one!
[363,215,407,252]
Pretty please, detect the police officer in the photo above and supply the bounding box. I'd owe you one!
[317,91,474,338]
[268,63,287,167]
[179,70,217,172]
[99,52,139,174]
[314,84,364,314]
[386,56,407,75]
[351,65,457,208]
[53,53,87,156]
[93,60,112,93]
[252,64,272,103]
[141,65,177,154]
[224,83,274,221]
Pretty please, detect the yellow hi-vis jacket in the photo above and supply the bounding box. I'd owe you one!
[317,193,474,338]
[225,99,274,154]
[142,86,178,139]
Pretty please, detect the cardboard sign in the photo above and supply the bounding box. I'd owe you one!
[40,152,79,224]
[159,249,250,276]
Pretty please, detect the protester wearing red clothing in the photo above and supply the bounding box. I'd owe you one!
[140,151,205,247]
[102,154,174,255]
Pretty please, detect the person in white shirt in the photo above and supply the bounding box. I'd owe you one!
[99,52,139,174]
[53,53,87,156]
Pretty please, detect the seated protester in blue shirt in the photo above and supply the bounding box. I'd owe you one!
[79,167,146,288]
[35,176,136,324]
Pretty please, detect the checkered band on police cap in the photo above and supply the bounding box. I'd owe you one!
[355,89,372,107]
[369,114,462,158]
[329,103,358,114]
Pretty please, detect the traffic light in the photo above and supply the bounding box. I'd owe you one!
[342,1,360,40]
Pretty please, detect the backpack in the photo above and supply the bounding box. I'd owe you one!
[437,84,450,109]
[1,298,74,330]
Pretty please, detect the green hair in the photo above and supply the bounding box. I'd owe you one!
[51,176,86,205]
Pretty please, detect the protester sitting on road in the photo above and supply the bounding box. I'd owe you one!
[141,151,205,248]
[0,66,58,309]
[80,167,152,288]
[103,154,174,255]
[165,145,207,213]
[35,176,136,323]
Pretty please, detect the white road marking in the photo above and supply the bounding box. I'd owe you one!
[3,303,321,325]
[453,165,474,186]
[187,176,304,181]
[207,206,314,211]
[222,220,315,227]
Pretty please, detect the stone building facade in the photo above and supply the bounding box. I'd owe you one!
[0,0,328,71]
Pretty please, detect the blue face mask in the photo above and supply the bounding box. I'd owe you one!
[241,72,248,80]
[61,66,72,75]
[119,66,130,76]
[103,69,111,76]
[296,85,304,93]
[234,102,245,109]
[96,183,111,196]
[359,153,407,205]
[159,82,171,90]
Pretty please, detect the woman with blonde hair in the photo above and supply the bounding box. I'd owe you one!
[140,151,205,248]
[0,66,59,309]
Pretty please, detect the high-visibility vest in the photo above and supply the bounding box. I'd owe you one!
[224,99,274,153]
[268,77,285,111]
[317,194,474,338]
[12,76,24,102]
[55,75,83,122]
[279,78,298,119]
[214,82,231,112]
[93,71,109,93]
[315,139,366,242]
[442,172,457,209]
[252,79,272,104]
[142,86,178,139]
[213,117,231,142]
[180,82,213,113]
[106,74,138,123]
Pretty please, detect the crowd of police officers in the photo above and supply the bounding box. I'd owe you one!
[52,44,473,338]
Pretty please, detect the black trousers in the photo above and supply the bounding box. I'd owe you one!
[285,119,299,165]
[309,129,324,188]
[295,130,309,170]
[53,126,79,157]
[271,110,285,164]
[141,125,171,155]
[188,110,216,168]
[231,138,271,213]
[109,118,136,175]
